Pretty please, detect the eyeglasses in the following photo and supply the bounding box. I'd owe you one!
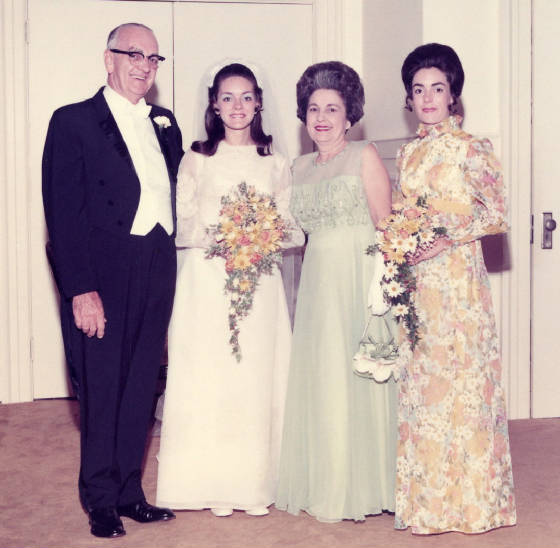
[110,49,165,68]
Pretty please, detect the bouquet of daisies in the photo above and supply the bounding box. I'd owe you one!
[368,195,447,351]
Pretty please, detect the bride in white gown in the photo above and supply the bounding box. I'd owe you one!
[156,62,303,517]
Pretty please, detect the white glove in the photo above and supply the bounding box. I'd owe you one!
[367,251,389,315]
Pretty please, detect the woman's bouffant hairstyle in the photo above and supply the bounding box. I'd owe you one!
[296,61,365,126]
[191,63,273,156]
[401,43,464,112]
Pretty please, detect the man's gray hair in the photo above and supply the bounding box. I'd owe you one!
[106,23,154,49]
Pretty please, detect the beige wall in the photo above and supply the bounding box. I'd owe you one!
[362,0,502,161]
[362,0,422,143]
[0,0,531,416]
[423,0,501,138]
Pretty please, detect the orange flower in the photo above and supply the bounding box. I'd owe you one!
[399,422,410,442]
[423,375,450,406]
[403,207,422,219]
[239,279,252,292]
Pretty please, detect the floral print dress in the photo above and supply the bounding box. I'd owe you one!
[394,116,516,534]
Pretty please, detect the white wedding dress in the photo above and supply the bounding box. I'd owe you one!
[156,141,303,511]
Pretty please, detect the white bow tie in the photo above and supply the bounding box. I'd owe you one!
[127,100,152,119]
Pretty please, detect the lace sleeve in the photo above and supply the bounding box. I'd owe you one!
[175,150,212,248]
[432,138,509,244]
[274,154,305,248]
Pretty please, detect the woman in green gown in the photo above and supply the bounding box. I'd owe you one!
[275,61,398,523]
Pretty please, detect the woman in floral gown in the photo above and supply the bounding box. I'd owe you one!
[394,43,516,534]
[156,62,303,517]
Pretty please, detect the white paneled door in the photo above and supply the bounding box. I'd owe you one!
[172,1,313,161]
[28,0,313,399]
[532,0,560,418]
[28,0,174,399]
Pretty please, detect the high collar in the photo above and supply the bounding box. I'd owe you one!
[416,114,463,139]
[103,85,152,119]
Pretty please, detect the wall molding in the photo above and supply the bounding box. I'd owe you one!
[312,0,362,66]
[1,0,33,402]
[499,0,532,418]
[312,0,343,61]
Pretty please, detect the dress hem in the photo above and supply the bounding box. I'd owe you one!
[275,502,394,524]
[395,518,517,535]
[157,500,274,512]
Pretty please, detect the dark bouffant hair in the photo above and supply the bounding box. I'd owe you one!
[296,61,364,126]
[191,63,273,157]
[401,43,464,111]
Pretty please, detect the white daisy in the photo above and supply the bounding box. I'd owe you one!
[403,236,418,254]
[418,230,435,245]
[385,280,404,297]
[392,303,409,317]
[383,261,398,280]
[392,237,407,253]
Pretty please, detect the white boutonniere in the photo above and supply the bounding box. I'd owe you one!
[153,116,171,129]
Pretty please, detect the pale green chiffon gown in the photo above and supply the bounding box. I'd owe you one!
[275,140,397,522]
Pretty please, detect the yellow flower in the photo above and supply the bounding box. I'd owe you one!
[401,219,422,234]
[257,206,278,224]
[386,248,406,264]
[239,279,252,292]
[233,250,252,270]
[377,219,389,231]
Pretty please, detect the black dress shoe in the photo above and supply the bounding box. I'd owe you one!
[89,507,126,538]
[117,500,176,523]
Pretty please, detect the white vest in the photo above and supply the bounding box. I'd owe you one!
[104,86,173,236]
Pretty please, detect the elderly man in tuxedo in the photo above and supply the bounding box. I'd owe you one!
[42,22,183,538]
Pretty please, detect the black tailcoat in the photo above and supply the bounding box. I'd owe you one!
[42,87,183,510]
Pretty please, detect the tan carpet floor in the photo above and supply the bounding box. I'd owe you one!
[0,400,558,548]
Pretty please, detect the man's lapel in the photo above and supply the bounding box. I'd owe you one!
[92,88,136,173]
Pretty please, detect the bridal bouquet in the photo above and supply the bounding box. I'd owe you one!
[367,196,447,351]
[206,182,291,362]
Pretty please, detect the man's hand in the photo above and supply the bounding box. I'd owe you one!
[72,291,106,338]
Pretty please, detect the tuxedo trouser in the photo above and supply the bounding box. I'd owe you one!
[59,224,176,511]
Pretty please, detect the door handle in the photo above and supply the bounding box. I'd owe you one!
[542,212,557,249]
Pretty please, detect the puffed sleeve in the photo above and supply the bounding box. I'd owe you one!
[273,154,305,248]
[433,137,508,244]
[175,150,212,248]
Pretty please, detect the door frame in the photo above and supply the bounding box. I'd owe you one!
[1,0,33,403]
[498,0,532,418]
